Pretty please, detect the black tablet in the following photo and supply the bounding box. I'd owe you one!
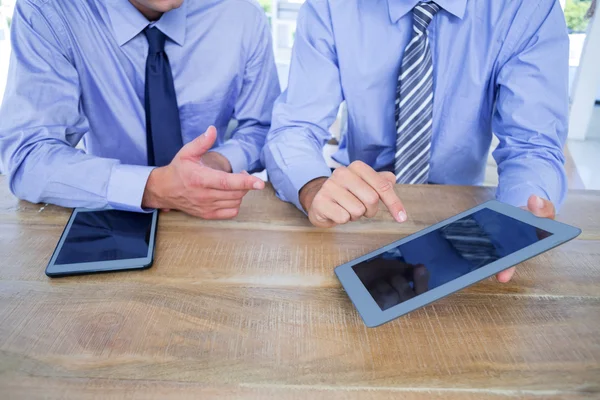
[335,200,581,328]
[45,208,159,277]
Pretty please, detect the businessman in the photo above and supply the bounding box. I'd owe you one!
[263,0,568,282]
[0,0,280,220]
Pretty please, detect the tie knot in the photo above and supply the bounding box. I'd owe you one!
[144,27,166,54]
[413,2,440,35]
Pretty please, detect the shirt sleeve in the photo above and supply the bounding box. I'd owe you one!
[211,9,281,174]
[0,2,154,211]
[261,0,342,211]
[492,0,569,211]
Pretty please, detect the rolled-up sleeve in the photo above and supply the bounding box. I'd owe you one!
[492,0,569,211]
[261,0,342,211]
[212,8,280,174]
[0,2,153,211]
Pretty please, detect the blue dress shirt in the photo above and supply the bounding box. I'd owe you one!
[262,0,569,212]
[0,0,280,211]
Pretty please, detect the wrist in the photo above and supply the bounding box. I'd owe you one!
[142,167,168,209]
[299,177,328,212]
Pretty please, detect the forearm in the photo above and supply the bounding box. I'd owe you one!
[0,3,157,210]
[6,139,153,211]
[491,0,568,211]
[496,152,567,211]
[262,129,332,211]
[260,0,344,211]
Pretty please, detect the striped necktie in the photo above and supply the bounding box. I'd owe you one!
[395,2,440,184]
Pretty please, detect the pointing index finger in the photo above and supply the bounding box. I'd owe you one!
[348,163,407,223]
[193,168,265,191]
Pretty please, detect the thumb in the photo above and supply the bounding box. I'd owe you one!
[177,126,217,161]
[527,195,556,219]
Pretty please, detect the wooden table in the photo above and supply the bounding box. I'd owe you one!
[1,178,599,399]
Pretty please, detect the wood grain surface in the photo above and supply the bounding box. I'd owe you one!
[0,176,599,399]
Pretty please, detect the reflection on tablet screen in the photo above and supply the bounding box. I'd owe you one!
[55,210,154,265]
[352,208,552,311]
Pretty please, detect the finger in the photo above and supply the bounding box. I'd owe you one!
[332,167,379,218]
[311,197,351,226]
[319,199,352,225]
[389,274,416,302]
[379,171,408,222]
[362,259,405,285]
[527,195,556,219]
[327,182,367,221]
[212,199,243,209]
[353,262,382,287]
[202,208,240,220]
[412,264,430,294]
[496,267,516,283]
[309,213,338,228]
[191,168,265,191]
[177,126,217,161]
[369,279,401,311]
[348,162,407,223]
[201,188,249,201]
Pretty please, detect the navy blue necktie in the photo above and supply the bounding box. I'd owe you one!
[144,27,183,167]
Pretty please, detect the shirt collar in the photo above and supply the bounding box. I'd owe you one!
[153,1,187,47]
[107,0,187,47]
[388,0,467,24]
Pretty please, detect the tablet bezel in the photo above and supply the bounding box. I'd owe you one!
[335,200,581,328]
[45,208,159,277]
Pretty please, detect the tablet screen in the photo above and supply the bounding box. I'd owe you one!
[352,208,552,311]
[54,210,154,265]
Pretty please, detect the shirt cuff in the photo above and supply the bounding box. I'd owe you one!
[496,182,551,209]
[107,164,156,212]
[211,140,248,173]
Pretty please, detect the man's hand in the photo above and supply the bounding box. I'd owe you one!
[496,194,556,283]
[299,161,408,228]
[142,126,264,219]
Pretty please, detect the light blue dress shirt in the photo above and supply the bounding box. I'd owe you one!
[262,0,569,212]
[0,0,280,211]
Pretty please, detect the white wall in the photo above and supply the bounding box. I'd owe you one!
[569,8,600,140]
